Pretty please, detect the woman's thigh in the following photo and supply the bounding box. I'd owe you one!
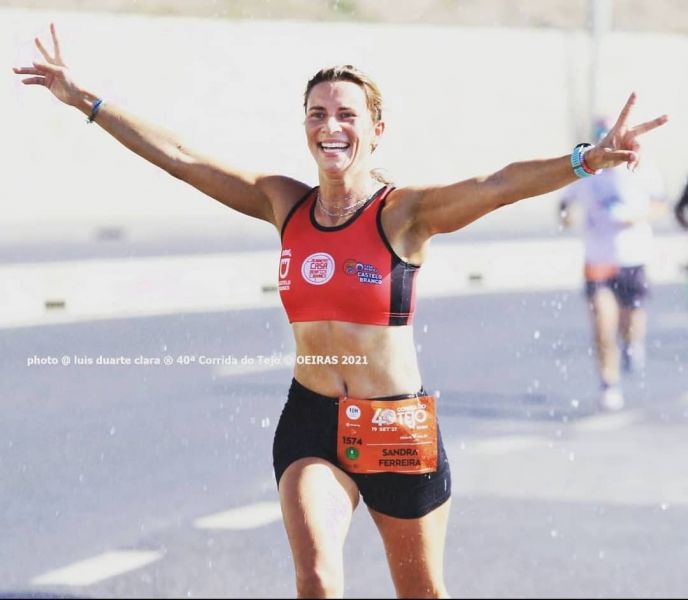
[278,458,360,576]
[369,498,451,598]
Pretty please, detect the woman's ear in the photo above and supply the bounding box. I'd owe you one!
[371,120,385,152]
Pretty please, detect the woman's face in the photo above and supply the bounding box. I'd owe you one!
[305,80,384,178]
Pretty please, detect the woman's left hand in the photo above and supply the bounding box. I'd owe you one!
[584,92,668,172]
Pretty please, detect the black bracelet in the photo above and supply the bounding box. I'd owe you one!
[87,98,103,124]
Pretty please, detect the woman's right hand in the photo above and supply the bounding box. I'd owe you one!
[13,23,81,106]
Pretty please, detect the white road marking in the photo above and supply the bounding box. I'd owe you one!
[573,410,643,433]
[194,501,282,530]
[31,550,162,586]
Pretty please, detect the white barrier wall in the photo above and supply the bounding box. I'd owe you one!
[2,8,685,241]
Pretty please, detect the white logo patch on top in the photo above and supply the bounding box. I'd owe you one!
[301,252,335,285]
[279,248,292,291]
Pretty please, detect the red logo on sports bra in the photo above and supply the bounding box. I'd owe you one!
[301,252,335,285]
[343,259,382,285]
[344,260,358,275]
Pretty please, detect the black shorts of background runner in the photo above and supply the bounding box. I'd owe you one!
[273,378,451,519]
[585,265,649,308]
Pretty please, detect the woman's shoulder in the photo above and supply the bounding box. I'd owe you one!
[259,175,313,231]
[380,185,425,218]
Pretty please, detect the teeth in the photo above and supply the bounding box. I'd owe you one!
[321,143,348,150]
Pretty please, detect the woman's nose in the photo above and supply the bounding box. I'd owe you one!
[324,115,342,133]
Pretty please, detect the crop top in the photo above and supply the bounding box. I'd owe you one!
[278,186,419,326]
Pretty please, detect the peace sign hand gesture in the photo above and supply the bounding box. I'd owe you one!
[12,23,81,107]
[584,93,668,172]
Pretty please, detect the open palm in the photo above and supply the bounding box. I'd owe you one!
[13,23,80,106]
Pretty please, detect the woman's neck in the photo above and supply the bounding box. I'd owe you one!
[317,174,378,207]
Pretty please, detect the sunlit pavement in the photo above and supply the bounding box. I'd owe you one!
[1,282,686,598]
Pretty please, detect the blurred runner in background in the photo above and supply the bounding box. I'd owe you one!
[560,118,666,411]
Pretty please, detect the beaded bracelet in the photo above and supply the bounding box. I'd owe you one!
[87,98,104,124]
[571,143,596,178]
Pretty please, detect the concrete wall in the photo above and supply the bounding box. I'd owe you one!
[2,7,685,242]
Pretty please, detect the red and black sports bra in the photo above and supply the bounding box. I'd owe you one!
[278,186,419,326]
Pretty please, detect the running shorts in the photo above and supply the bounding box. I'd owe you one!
[585,265,649,308]
[272,378,451,519]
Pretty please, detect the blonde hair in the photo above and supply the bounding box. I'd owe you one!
[304,65,393,186]
[304,64,383,122]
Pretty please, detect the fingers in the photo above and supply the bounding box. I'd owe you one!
[12,61,61,80]
[31,60,60,74]
[20,76,47,86]
[631,114,669,136]
[35,36,52,63]
[613,91,637,130]
[12,65,51,86]
[50,23,64,63]
[34,23,65,65]
[627,148,640,171]
[13,66,42,75]
[601,149,638,167]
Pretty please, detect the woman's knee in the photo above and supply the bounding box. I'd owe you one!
[295,558,344,598]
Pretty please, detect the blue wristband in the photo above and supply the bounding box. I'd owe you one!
[571,143,594,178]
[87,98,103,124]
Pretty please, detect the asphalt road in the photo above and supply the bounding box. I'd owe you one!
[1,284,687,598]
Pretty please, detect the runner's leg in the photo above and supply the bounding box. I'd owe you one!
[617,267,648,372]
[369,498,451,598]
[589,286,621,386]
[279,458,360,598]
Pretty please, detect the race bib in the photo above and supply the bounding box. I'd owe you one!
[337,394,438,474]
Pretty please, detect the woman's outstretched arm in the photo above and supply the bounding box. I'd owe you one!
[12,23,306,225]
[401,92,668,238]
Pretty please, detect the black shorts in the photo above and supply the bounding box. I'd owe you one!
[273,378,451,519]
[585,265,649,308]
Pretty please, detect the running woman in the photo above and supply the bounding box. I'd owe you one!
[13,24,668,598]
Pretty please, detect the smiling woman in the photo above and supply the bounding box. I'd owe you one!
[303,65,389,212]
[13,22,668,599]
